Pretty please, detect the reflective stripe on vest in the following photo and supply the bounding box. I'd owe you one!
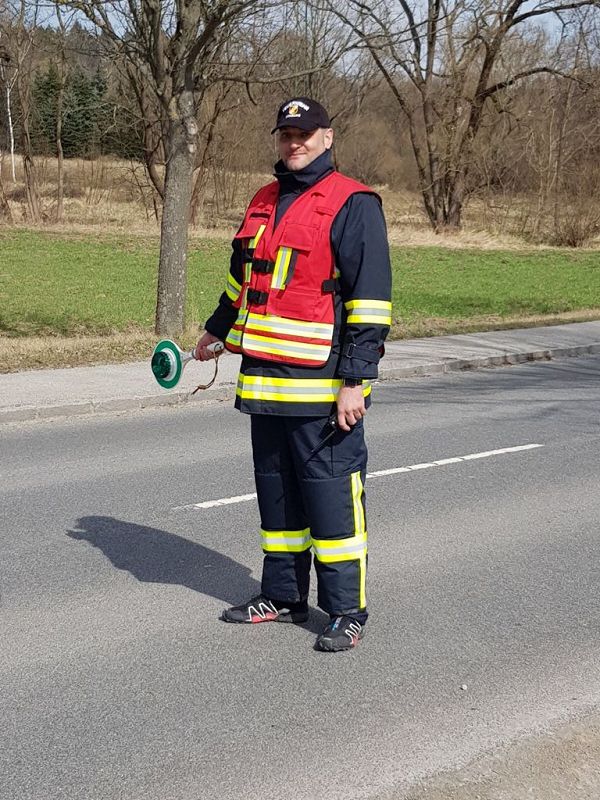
[240,312,334,365]
[270,247,294,290]
[225,224,267,345]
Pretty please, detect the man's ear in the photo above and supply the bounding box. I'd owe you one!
[324,128,334,150]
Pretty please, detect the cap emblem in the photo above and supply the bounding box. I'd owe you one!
[283,99,309,119]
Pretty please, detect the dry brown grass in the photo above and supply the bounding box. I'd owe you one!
[0,327,202,373]
[390,309,600,340]
[3,154,599,250]
[3,310,600,374]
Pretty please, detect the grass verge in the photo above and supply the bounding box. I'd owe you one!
[1,229,600,372]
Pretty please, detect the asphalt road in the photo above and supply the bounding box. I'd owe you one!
[2,355,600,800]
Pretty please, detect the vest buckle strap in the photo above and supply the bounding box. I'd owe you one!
[322,278,340,293]
[251,259,275,274]
[247,289,269,306]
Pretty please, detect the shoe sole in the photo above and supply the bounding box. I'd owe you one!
[315,631,365,651]
[221,612,309,624]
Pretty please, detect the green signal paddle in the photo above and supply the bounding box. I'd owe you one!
[150,339,224,390]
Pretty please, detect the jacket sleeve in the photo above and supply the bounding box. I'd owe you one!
[331,192,392,380]
[203,237,244,341]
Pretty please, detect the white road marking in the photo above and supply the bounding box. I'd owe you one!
[191,492,258,510]
[174,443,544,511]
[366,443,543,479]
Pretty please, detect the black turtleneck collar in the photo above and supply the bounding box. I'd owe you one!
[274,149,335,196]
[272,149,334,227]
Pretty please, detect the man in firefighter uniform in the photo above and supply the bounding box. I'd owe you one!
[195,97,392,651]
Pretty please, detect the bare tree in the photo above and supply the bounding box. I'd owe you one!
[0,45,17,185]
[62,0,345,335]
[1,0,44,221]
[53,4,77,222]
[0,44,13,220]
[330,0,600,231]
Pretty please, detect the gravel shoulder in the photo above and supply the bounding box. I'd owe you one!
[384,710,600,800]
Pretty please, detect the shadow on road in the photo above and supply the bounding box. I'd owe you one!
[66,515,260,605]
[66,516,329,632]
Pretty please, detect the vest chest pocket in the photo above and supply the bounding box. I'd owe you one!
[235,214,269,267]
[270,222,316,291]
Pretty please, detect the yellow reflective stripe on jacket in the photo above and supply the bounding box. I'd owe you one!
[344,299,392,325]
[261,528,311,553]
[271,247,293,290]
[236,375,372,403]
[311,533,367,562]
[226,326,242,349]
[225,272,242,302]
[245,313,333,340]
[225,308,248,349]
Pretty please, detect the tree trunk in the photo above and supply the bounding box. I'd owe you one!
[0,160,12,222]
[155,93,197,336]
[4,81,16,183]
[445,171,465,229]
[23,152,41,222]
[55,79,65,222]
[189,166,208,226]
[18,81,41,221]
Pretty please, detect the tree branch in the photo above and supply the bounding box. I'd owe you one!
[480,66,586,99]
[511,1,599,27]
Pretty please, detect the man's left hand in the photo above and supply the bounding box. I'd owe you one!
[336,385,366,432]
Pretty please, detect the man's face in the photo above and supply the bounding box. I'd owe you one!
[276,126,334,171]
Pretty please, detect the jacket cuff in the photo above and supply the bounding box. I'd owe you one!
[342,342,381,364]
[337,341,382,379]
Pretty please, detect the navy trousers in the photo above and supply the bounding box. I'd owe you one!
[250,415,368,618]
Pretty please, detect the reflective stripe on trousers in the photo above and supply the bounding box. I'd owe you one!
[252,414,368,616]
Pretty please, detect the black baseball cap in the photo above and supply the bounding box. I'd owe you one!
[271,97,331,134]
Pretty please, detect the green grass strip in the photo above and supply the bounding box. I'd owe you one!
[1,230,599,338]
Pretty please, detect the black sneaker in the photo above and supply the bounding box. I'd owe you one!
[221,595,309,624]
[315,615,365,651]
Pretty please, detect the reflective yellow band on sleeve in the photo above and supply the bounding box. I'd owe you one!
[225,273,242,302]
[225,308,248,349]
[261,528,311,553]
[344,299,392,325]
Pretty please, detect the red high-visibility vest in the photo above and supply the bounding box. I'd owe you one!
[225,171,377,366]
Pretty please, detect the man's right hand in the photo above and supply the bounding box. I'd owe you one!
[194,331,222,361]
